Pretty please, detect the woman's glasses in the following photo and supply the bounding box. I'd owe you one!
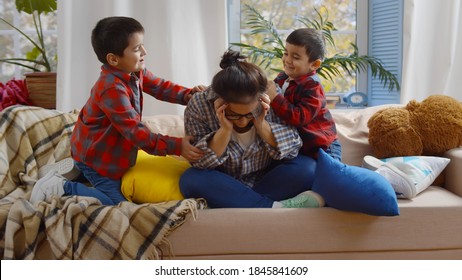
[225,104,263,120]
[225,112,255,120]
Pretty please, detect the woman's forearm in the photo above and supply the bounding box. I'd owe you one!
[256,120,277,148]
[208,127,232,157]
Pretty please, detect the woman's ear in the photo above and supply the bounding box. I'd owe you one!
[106,53,118,66]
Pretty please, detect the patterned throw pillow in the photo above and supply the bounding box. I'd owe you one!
[364,155,450,198]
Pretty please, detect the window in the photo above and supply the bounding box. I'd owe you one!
[228,0,361,95]
[0,0,57,83]
[227,0,402,106]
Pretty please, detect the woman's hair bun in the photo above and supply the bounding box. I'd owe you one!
[220,49,246,69]
[212,49,267,103]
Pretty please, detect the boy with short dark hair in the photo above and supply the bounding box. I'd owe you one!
[267,28,341,161]
[31,16,205,205]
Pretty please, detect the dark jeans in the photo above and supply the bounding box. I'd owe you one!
[326,139,342,162]
[63,161,127,205]
[179,154,317,208]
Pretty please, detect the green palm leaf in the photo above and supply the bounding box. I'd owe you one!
[298,7,336,48]
[231,4,400,92]
[321,44,400,91]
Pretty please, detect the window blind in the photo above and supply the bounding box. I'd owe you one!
[367,0,403,105]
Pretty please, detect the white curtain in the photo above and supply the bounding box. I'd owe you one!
[56,0,228,115]
[402,0,462,103]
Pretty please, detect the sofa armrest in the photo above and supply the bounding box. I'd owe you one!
[444,147,462,197]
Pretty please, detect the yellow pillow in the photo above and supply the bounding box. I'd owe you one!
[121,150,190,203]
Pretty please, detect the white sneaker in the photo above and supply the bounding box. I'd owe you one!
[38,158,80,180]
[375,164,416,199]
[30,170,66,204]
[362,155,385,171]
[280,191,325,208]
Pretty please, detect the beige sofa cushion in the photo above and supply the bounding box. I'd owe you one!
[143,114,185,137]
[143,106,404,167]
[331,105,402,166]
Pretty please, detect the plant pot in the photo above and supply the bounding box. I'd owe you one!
[25,72,57,109]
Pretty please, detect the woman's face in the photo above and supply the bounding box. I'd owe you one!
[225,99,260,130]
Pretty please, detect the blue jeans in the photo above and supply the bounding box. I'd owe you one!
[63,161,127,206]
[325,139,342,161]
[179,154,317,208]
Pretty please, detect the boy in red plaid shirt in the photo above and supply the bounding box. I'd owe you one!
[266,28,341,161]
[31,16,205,205]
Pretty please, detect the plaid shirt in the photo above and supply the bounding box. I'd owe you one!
[71,65,191,179]
[185,88,302,188]
[271,71,338,158]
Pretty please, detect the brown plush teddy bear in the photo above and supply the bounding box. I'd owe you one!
[367,95,462,158]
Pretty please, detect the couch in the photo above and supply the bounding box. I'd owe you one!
[1,105,461,260]
[142,104,462,260]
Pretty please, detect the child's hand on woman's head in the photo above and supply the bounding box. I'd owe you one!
[266,80,279,101]
[181,135,204,162]
[214,98,233,131]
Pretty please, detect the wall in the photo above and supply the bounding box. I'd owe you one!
[57,0,228,115]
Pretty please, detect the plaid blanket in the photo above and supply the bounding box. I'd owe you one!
[0,105,203,259]
[0,105,78,198]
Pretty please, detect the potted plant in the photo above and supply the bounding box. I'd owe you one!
[0,0,58,109]
[232,5,400,92]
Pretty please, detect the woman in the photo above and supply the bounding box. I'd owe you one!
[179,50,323,208]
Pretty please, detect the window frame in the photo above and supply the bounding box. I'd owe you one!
[356,0,368,95]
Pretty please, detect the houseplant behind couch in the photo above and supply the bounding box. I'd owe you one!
[232,5,400,93]
[0,0,57,109]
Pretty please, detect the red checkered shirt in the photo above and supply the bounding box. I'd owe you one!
[71,65,191,179]
[271,71,338,158]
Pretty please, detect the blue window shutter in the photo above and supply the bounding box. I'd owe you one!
[367,0,403,106]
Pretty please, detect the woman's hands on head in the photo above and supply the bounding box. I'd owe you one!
[208,98,233,157]
[214,98,233,132]
[252,93,270,131]
[253,93,277,147]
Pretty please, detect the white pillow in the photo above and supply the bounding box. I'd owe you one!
[377,156,450,197]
